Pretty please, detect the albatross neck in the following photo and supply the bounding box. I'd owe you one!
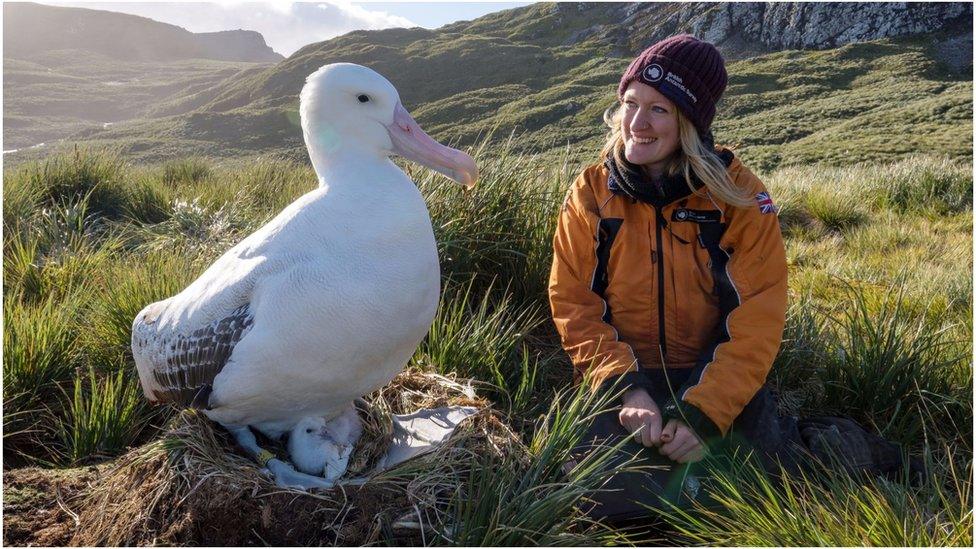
[310,145,400,192]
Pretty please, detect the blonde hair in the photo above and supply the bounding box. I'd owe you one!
[599,102,752,207]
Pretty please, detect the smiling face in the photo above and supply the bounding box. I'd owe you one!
[620,81,681,177]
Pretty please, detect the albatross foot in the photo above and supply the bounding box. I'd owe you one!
[226,424,335,490]
[264,458,337,490]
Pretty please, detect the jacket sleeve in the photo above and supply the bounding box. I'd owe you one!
[548,171,652,399]
[662,174,788,440]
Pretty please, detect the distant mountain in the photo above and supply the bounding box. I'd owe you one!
[3,2,282,62]
[5,2,972,170]
[2,2,282,151]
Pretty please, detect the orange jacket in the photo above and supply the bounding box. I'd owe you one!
[548,151,787,439]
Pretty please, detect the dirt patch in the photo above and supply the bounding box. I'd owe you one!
[3,465,103,546]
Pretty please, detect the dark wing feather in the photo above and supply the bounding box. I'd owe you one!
[150,303,254,408]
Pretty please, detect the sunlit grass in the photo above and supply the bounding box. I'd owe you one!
[414,278,546,416]
[56,366,153,465]
[445,381,639,546]
[661,445,972,547]
[1,144,970,544]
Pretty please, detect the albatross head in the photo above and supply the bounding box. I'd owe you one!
[300,63,478,188]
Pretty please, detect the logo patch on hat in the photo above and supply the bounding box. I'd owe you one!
[642,64,664,83]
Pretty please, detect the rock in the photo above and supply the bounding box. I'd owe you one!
[581,2,972,57]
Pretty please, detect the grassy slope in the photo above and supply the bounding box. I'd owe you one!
[1,2,972,543]
[3,49,273,151]
[5,4,970,169]
[2,145,972,545]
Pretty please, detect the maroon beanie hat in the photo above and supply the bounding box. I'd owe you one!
[618,34,727,136]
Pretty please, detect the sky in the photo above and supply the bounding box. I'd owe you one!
[49,1,533,57]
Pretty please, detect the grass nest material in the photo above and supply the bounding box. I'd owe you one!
[66,368,520,546]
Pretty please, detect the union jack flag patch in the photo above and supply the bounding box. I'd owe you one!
[755,191,777,214]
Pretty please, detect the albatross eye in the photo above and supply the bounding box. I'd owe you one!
[357,94,370,103]
[306,428,314,433]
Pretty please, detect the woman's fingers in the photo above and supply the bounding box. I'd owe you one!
[618,415,705,462]
[644,412,662,447]
[660,434,692,459]
[659,427,686,455]
[619,405,663,447]
[667,438,698,462]
[660,419,678,443]
[675,445,705,464]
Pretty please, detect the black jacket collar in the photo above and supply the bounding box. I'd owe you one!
[606,148,734,208]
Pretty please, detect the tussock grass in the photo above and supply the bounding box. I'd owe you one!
[871,156,974,214]
[804,187,868,232]
[2,210,123,305]
[160,156,213,187]
[3,295,83,401]
[818,282,969,444]
[81,250,201,368]
[767,155,973,218]
[772,280,971,449]
[57,367,151,464]
[2,144,971,544]
[414,278,545,415]
[3,295,85,463]
[662,447,972,547]
[446,382,639,546]
[3,146,169,225]
[419,137,570,304]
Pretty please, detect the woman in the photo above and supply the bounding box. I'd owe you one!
[548,34,789,469]
[549,35,920,524]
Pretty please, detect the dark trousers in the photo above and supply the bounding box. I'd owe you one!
[573,368,803,524]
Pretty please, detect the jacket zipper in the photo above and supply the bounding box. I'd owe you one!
[653,204,668,361]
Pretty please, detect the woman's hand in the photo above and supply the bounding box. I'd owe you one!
[659,419,705,463]
[619,388,663,447]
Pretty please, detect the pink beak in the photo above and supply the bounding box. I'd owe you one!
[386,102,478,188]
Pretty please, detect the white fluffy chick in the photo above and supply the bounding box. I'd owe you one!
[288,406,363,481]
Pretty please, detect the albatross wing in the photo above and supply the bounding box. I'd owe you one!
[133,302,254,408]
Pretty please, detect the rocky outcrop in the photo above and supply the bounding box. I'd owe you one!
[556,2,972,59]
[195,30,282,63]
[686,2,971,51]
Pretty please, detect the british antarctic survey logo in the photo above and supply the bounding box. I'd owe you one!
[643,63,664,83]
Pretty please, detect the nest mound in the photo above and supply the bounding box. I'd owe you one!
[64,369,522,546]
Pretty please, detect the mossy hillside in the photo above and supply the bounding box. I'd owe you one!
[3,49,272,150]
[716,39,974,170]
[25,31,969,172]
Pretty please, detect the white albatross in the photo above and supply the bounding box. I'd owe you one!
[131,63,477,489]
